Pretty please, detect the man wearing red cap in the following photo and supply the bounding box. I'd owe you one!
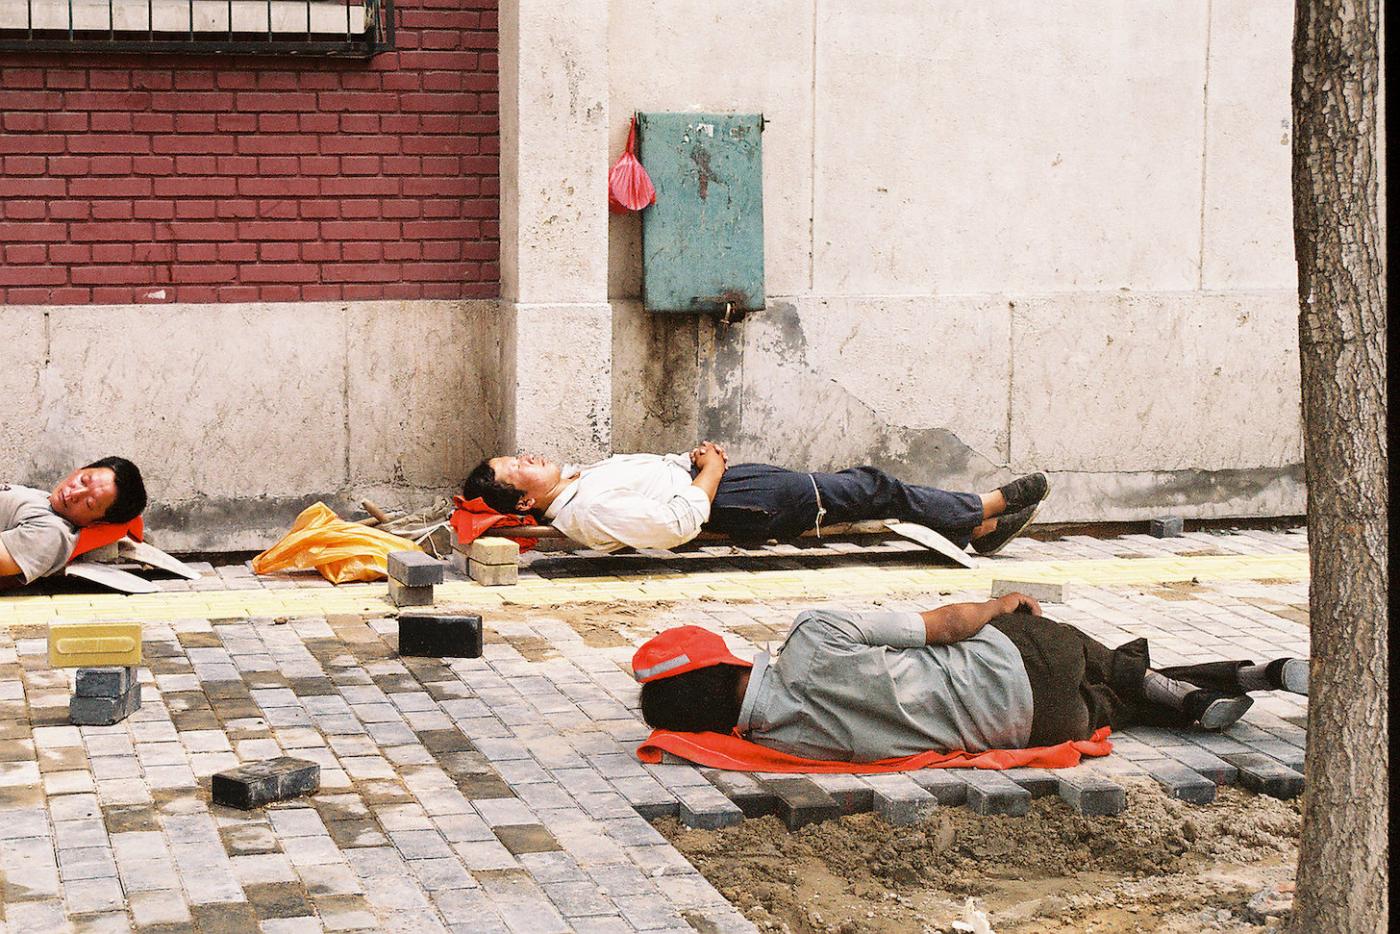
[633,594,1310,761]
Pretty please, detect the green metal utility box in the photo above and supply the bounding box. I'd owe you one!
[637,112,764,314]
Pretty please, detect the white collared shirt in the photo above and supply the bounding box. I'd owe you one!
[543,453,712,552]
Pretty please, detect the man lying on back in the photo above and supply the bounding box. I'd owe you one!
[462,443,1049,556]
[0,457,147,589]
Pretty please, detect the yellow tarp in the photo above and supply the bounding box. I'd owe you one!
[251,502,422,584]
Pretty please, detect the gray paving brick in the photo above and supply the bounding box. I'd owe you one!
[703,770,781,819]
[1143,759,1216,804]
[810,773,874,815]
[863,774,938,825]
[1162,745,1239,784]
[1220,752,1305,799]
[961,771,1030,816]
[674,784,743,830]
[763,777,842,830]
[908,769,968,805]
[1055,768,1127,815]
[1002,767,1060,797]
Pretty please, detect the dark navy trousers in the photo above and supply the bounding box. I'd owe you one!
[697,463,984,546]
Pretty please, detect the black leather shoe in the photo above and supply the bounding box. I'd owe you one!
[970,502,1041,556]
[1267,658,1309,695]
[1184,689,1253,731]
[998,472,1050,513]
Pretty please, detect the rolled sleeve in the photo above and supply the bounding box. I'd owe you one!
[790,609,926,650]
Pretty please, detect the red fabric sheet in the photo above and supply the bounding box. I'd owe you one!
[637,726,1113,773]
[69,516,144,561]
[449,497,538,552]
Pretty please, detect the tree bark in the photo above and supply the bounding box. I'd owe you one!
[1288,1,1387,932]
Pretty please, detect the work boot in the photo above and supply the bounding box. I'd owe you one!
[1183,689,1253,731]
[998,472,1050,513]
[970,503,1041,556]
[1267,658,1310,695]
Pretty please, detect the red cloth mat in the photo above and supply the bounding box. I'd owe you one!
[637,726,1112,773]
[449,496,538,552]
[69,516,144,561]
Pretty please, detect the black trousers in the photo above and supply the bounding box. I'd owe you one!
[990,614,1258,745]
[698,463,985,546]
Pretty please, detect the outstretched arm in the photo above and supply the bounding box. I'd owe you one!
[919,593,1041,645]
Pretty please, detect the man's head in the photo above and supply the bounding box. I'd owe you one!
[49,457,146,527]
[463,453,563,515]
[633,626,752,734]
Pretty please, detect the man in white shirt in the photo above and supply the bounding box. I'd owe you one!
[461,443,1049,556]
[1,457,147,589]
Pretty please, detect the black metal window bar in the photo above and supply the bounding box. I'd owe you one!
[0,0,394,57]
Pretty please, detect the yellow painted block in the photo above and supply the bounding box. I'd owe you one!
[48,621,142,668]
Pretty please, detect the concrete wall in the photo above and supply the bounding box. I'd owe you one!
[605,0,1302,520]
[0,300,502,551]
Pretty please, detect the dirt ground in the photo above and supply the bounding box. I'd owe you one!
[658,783,1299,934]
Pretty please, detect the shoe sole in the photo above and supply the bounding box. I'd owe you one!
[1198,695,1253,731]
[1281,658,1309,695]
[973,500,1042,557]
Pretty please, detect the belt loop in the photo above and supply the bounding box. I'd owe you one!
[808,474,826,538]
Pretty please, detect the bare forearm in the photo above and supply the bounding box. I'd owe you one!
[690,464,724,503]
[920,593,1038,644]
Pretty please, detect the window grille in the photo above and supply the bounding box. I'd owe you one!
[0,0,393,57]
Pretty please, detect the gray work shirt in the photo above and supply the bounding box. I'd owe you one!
[0,484,78,584]
[736,608,1035,762]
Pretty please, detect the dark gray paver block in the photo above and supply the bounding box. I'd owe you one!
[1247,740,1305,772]
[1220,753,1305,799]
[908,769,968,806]
[1149,516,1184,537]
[1056,769,1126,815]
[1003,767,1060,798]
[1144,759,1216,804]
[212,757,321,810]
[704,770,781,819]
[69,682,141,725]
[763,778,842,830]
[809,774,873,816]
[388,551,445,587]
[398,614,483,658]
[863,775,938,826]
[1163,746,1239,785]
[74,665,138,698]
[388,579,434,607]
[674,785,743,829]
[961,771,1030,816]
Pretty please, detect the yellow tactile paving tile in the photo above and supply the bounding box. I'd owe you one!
[0,552,1307,626]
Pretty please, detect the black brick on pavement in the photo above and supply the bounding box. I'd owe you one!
[1163,745,1240,785]
[909,769,969,806]
[398,614,484,658]
[212,756,321,810]
[1144,760,1217,804]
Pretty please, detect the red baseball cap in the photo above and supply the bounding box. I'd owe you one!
[631,626,753,683]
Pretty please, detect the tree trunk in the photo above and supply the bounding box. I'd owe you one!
[1288,1,1388,932]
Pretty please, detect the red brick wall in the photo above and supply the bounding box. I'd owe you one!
[0,1,498,305]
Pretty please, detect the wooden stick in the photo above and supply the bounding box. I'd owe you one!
[361,499,391,524]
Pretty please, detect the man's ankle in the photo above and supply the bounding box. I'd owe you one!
[980,491,1006,519]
